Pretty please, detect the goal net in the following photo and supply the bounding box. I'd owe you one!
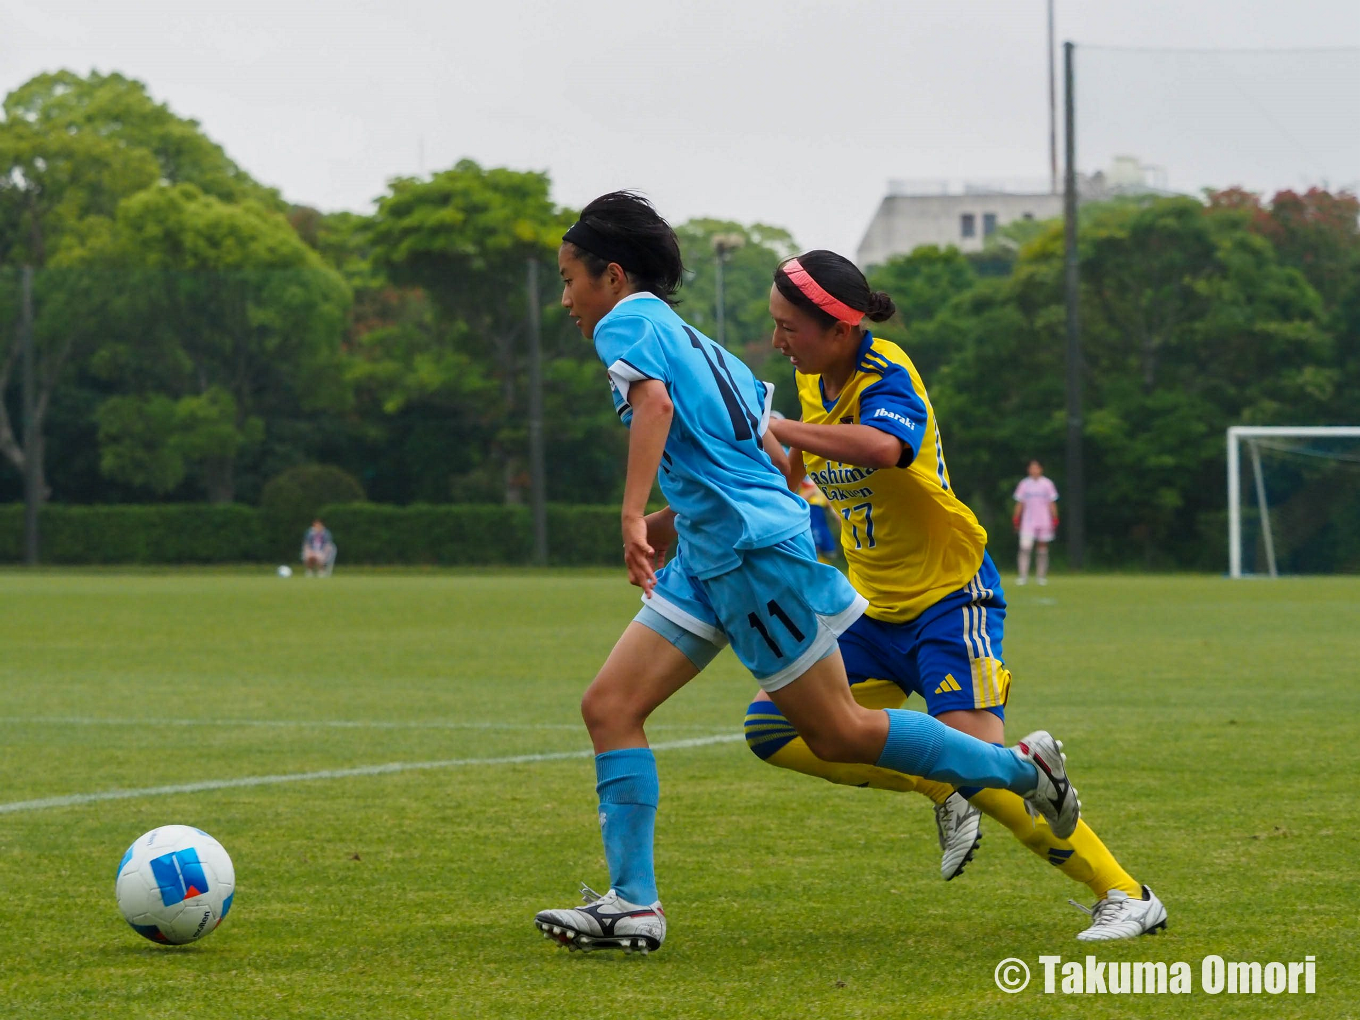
[1227,427,1360,577]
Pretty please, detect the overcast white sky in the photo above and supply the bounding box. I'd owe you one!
[4,0,1358,254]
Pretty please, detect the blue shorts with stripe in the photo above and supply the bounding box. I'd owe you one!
[636,531,867,693]
[838,552,1011,719]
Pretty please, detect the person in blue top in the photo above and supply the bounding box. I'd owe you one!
[301,519,335,577]
[533,192,1081,955]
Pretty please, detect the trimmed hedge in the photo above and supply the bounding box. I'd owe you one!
[542,504,621,566]
[315,503,528,565]
[315,503,620,566]
[0,502,621,566]
[0,504,264,564]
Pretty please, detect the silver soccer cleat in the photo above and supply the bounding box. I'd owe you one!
[1072,885,1168,941]
[934,791,983,881]
[534,883,666,954]
[1014,730,1080,839]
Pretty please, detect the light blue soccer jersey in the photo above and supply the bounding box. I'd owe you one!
[594,292,809,579]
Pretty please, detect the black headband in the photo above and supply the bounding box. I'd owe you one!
[563,220,644,273]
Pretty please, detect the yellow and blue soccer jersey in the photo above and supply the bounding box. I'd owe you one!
[595,293,809,580]
[796,333,987,622]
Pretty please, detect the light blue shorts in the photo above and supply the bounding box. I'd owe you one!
[634,532,867,692]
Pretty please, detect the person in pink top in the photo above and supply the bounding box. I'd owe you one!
[1012,459,1059,585]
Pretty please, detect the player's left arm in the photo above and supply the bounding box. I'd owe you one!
[761,428,793,481]
[778,444,807,492]
[621,379,673,596]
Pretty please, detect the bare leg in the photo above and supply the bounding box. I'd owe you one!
[937,707,1003,744]
[581,622,698,752]
[766,651,888,763]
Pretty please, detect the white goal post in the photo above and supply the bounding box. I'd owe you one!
[1227,426,1360,579]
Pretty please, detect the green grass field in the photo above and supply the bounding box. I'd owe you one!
[1,569,1357,1019]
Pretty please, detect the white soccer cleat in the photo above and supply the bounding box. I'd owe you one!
[1072,885,1168,941]
[1014,730,1080,839]
[934,792,982,881]
[534,884,666,954]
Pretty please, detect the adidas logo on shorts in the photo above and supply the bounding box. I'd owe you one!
[934,674,963,695]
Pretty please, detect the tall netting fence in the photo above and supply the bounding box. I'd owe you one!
[1074,46,1359,199]
[1062,45,1360,572]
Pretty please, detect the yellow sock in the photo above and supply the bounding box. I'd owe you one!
[764,736,954,803]
[968,788,1142,899]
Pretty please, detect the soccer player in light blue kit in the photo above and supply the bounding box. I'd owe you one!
[534,193,1081,954]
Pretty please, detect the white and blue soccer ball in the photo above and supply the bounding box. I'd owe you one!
[115,825,236,945]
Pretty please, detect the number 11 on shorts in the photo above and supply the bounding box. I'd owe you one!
[748,599,805,659]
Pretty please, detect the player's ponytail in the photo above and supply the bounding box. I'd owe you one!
[865,290,896,323]
[563,192,685,304]
[774,250,896,329]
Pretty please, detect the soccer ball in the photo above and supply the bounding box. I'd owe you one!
[115,825,236,945]
[277,565,293,578]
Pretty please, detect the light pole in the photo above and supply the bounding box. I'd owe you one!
[1048,0,1058,194]
[20,266,38,565]
[1063,40,1084,570]
[711,233,745,347]
[525,258,547,566]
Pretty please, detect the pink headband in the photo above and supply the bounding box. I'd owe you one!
[780,258,865,326]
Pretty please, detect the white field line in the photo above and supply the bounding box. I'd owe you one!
[0,716,716,733]
[0,733,744,816]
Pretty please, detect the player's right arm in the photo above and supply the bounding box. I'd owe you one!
[768,418,904,470]
[620,379,673,596]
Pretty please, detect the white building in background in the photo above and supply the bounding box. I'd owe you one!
[856,182,1059,266]
[856,157,1170,268]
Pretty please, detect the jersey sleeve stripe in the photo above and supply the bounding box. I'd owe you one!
[859,354,890,376]
[607,357,655,403]
[756,381,775,436]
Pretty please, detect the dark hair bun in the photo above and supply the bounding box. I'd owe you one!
[865,291,896,323]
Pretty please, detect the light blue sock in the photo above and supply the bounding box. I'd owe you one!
[876,710,1037,794]
[595,748,659,905]
[957,744,1011,799]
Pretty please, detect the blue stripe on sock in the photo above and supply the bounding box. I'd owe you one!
[744,699,798,760]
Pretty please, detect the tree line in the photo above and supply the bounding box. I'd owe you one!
[2,71,1357,569]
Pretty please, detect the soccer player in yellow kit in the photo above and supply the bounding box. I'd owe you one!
[744,250,1167,941]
